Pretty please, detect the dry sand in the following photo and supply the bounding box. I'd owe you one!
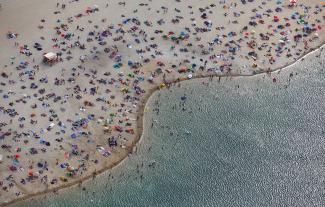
[0,0,324,206]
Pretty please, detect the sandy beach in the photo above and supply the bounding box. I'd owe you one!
[0,0,324,206]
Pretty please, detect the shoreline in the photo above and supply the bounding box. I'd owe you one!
[3,42,324,207]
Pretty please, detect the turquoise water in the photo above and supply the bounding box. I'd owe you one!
[15,50,325,207]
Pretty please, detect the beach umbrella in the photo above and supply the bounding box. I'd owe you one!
[70,133,77,139]
[128,60,133,66]
[60,176,68,182]
[67,166,75,172]
[114,125,123,132]
[128,73,135,77]
[66,172,73,177]
[178,67,188,73]
[37,162,44,168]
[9,166,17,171]
[125,129,134,134]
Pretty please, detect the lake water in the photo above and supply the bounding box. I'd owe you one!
[15,49,325,207]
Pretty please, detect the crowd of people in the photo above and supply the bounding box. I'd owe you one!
[0,0,323,204]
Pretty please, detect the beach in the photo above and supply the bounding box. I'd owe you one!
[0,0,324,206]
[11,42,325,207]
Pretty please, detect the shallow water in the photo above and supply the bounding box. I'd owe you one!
[15,50,325,207]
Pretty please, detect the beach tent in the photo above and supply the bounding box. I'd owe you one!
[43,52,58,64]
[289,0,297,6]
[44,52,57,60]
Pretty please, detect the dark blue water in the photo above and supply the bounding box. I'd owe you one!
[15,51,325,207]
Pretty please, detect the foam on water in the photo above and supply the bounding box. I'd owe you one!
[15,50,325,207]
